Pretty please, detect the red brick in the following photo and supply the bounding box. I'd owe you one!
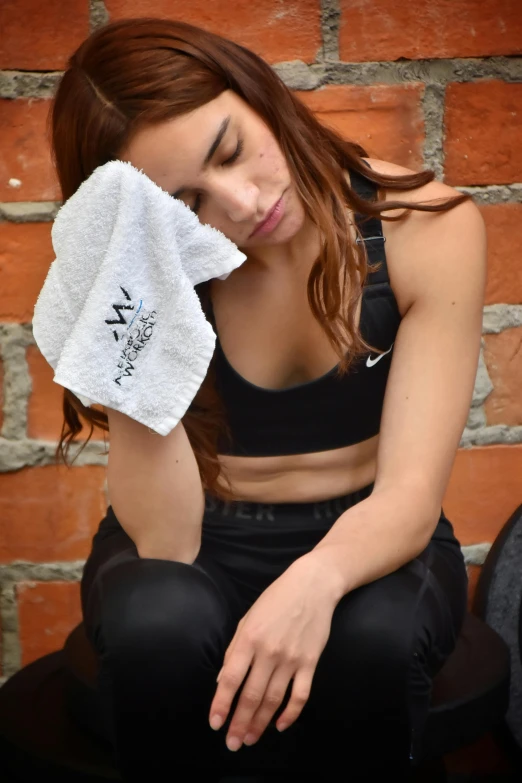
[17,581,82,667]
[0,222,54,322]
[339,0,522,62]
[105,0,321,64]
[444,81,522,186]
[0,99,59,203]
[0,465,107,563]
[27,344,109,442]
[0,0,89,70]
[443,445,522,546]
[466,564,481,613]
[483,327,522,426]
[480,204,522,305]
[295,84,425,170]
[0,357,3,433]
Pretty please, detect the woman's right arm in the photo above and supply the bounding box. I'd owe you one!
[106,409,205,563]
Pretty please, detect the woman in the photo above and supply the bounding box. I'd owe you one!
[51,17,486,782]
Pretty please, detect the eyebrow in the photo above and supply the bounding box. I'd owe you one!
[170,115,231,199]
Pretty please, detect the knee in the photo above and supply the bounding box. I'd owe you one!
[97,558,231,665]
[335,595,411,664]
[322,580,422,702]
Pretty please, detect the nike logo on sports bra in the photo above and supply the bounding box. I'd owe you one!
[366,343,394,368]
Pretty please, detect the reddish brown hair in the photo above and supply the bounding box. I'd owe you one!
[49,17,471,501]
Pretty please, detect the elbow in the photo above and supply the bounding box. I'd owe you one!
[415,507,443,554]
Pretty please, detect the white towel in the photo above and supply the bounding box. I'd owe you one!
[32,160,247,435]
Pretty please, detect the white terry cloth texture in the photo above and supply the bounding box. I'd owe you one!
[32,160,247,435]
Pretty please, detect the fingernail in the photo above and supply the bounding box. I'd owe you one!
[210,714,223,730]
[277,722,288,732]
[244,733,257,746]
[227,736,242,752]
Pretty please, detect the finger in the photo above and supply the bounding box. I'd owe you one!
[218,616,247,680]
[209,646,253,733]
[242,664,295,746]
[225,657,276,750]
[275,665,314,731]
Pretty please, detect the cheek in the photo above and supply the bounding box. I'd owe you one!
[257,138,287,177]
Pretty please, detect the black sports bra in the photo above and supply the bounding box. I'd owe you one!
[204,163,402,457]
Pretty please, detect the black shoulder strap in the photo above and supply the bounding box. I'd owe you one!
[349,163,389,287]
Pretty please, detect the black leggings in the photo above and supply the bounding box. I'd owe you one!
[81,484,468,781]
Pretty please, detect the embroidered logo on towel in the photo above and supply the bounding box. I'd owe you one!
[105,285,157,388]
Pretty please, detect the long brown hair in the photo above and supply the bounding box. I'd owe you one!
[49,17,471,501]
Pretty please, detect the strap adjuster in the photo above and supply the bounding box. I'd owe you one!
[356,235,386,244]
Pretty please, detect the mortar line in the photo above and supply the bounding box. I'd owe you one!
[0,562,86,582]
[89,0,109,34]
[319,0,341,63]
[0,582,21,677]
[1,56,522,99]
[0,183,520,226]
[421,82,446,179]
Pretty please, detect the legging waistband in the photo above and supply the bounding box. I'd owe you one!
[202,482,375,528]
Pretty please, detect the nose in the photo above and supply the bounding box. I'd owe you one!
[212,178,259,224]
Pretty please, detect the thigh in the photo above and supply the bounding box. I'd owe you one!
[294,537,467,772]
[81,506,253,774]
[81,505,246,650]
[307,538,467,706]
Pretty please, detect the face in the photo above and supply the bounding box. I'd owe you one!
[119,90,309,261]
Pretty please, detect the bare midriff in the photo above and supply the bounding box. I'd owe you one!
[215,436,379,503]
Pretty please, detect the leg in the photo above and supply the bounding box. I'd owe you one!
[292,538,467,779]
[81,506,243,781]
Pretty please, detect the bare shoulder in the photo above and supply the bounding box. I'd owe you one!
[360,155,482,225]
[361,156,463,209]
[359,157,487,314]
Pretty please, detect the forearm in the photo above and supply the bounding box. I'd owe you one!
[107,413,205,563]
[303,484,441,601]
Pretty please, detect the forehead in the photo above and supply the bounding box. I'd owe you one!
[119,90,250,189]
[122,91,251,158]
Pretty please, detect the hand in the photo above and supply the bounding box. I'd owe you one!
[208,554,342,752]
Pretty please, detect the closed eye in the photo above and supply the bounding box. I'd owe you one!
[222,137,244,166]
[190,137,244,214]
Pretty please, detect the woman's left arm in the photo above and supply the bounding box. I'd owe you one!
[309,192,488,597]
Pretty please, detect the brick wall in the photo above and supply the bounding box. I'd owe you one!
[0,0,521,689]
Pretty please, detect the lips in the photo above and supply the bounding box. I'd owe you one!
[250,196,281,237]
